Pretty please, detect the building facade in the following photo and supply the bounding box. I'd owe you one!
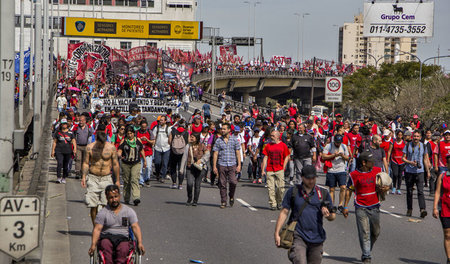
[15,0,198,58]
[338,14,417,67]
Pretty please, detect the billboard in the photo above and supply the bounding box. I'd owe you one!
[363,2,434,38]
[63,17,202,40]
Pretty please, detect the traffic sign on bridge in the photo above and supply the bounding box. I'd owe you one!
[0,196,40,260]
[325,77,343,103]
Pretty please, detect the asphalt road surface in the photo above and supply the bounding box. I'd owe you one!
[62,103,445,264]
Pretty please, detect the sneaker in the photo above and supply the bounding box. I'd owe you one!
[289,180,294,186]
[338,205,344,213]
[178,185,183,190]
[57,178,62,183]
[133,199,141,206]
[220,202,226,209]
[139,183,144,188]
[186,199,192,206]
[171,184,177,189]
[406,209,412,217]
[61,178,66,184]
[397,190,402,195]
[229,198,234,207]
[391,188,396,194]
[270,206,277,211]
[192,201,198,206]
[253,179,257,184]
[420,209,428,218]
[362,258,371,264]
[277,204,282,210]
[257,178,262,184]
[144,180,151,187]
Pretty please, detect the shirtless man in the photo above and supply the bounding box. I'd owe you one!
[81,123,121,226]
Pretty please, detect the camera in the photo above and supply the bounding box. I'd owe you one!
[321,200,337,214]
[414,160,422,169]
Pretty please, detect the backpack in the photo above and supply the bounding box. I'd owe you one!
[155,125,169,141]
[358,135,371,153]
[171,132,187,155]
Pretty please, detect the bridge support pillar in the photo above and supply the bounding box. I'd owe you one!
[242,92,250,104]
[256,96,266,106]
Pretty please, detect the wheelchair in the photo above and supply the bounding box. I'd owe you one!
[90,226,142,264]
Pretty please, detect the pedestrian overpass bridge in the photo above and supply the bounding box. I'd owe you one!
[191,70,340,108]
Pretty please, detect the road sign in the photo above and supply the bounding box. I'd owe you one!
[0,196,40,260]
[325,77,343,103]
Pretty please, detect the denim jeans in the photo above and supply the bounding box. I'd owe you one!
[355,206,380,261]
[153,150,170,179]
[139,155,153,185]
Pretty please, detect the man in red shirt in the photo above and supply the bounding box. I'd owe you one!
[136,120,155,187]
[343,152,389,264]
[262,130,291,210]
[434,130,450,175]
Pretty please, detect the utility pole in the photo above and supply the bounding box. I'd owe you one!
[34,0,43,154]
[0,2,16,262]
[211,28,216,95]
[29,0,34,107]
[19,0,25,128]
[42,0,49,129]
[310,57,316,113]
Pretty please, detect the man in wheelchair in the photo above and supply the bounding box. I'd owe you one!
[88,185,146,263]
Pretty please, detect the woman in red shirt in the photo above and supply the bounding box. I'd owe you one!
[433,155,450,264]
[388,130,405,195]
[190,116,203,133]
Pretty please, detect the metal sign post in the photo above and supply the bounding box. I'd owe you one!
[0,196,41,261]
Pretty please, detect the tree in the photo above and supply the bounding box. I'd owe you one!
[343,61,447,128]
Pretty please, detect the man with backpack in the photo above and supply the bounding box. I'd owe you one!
[168,119,189,189]
[152,115,172,183]
[274,165,336,264]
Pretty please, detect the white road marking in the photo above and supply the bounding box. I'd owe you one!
[236,198,258,211]
[380,209,403,219]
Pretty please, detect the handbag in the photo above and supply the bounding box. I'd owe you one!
[278,186,309,249]
[190,146,205,171]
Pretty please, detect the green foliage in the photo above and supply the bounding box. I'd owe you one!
[343,61,446,124]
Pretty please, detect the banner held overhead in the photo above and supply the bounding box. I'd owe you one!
[63,17,203,40]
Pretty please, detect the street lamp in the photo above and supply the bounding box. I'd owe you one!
[243,1,251,63]
[332,24,339,62]
[301,12,310,63]
[395,49,450,101]
[365,52,389,68]
[243,1,260,63]
[294,13,301,63]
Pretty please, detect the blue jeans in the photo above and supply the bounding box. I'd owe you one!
[154,150,170,179]
[139,155,153,185]
[355,206,380,261]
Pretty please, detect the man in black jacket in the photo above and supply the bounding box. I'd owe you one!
[291,124,317,184]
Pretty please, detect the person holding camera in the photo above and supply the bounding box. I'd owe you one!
[402,130,430,218]
[274,165,336,264]
[343,152,390,264]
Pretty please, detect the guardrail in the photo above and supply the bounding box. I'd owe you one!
[202,92,272,115]
[192,70,344,83]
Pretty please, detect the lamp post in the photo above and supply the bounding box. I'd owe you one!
[332,24,339,62]
[294,13,301,63]
[365,52,388,68]
[301,12,310,63]
[243,1,251,63]
[395,49,450,102]
[253,1,261,62]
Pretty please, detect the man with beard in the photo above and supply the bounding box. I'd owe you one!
[88,185,145,263]
[82,123,121,226]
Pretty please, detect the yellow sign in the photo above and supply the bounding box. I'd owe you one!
[63,17,202,40]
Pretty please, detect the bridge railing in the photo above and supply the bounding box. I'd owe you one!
[202,92,272,115]
[192,69,344,83]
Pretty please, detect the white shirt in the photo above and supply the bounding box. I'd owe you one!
[152,125,172,152]
[56,96,67,108]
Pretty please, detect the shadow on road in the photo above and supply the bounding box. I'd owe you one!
[165,200,221,208]
[323,255,360,263]
[58,230,92,237]
[240,184,266,188]
[67,199,85,204]
[398,258,439,264]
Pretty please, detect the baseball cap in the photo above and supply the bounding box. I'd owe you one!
[202,123,209,128]
[383,129,391,136]
[359,151,374,163]
[335,113,342,117]
[334,134,344,143]
[125,116,134,122]
[254,127,261,132]
[301,165,317,179]
[444,130,450,135]
[234,126,241,132]
[413,114,419,119]
[404,130,412,137]
[60,118,68,124]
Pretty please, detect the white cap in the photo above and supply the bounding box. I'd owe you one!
[383,129,391,136]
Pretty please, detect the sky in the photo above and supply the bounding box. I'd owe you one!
[196,0,450,72]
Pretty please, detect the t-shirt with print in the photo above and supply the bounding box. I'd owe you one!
[324,143,349,173]
[119,139,144,165]
[95,204,138,237]
[247,136,261,157]
[53,131,74,154]
[262,142,290,172]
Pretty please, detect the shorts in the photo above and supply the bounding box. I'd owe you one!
[440,215,450,229]
[325,172,347,187]
[85,174,114,208]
